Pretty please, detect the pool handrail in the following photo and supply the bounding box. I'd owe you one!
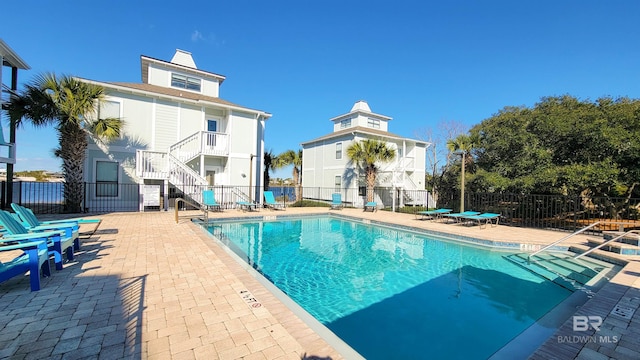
[528,221,636,262]
[574,229,640,259]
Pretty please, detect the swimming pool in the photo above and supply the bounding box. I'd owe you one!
[206,215,574,359]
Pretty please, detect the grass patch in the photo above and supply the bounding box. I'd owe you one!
[289,200,331,207]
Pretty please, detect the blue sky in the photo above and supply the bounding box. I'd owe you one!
[2,1,639,178]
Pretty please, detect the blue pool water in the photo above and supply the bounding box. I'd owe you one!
[207,216,572,360]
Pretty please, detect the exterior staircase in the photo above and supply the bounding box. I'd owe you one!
[136,131,229,207]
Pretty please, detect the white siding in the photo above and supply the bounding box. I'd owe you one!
[155,100,178,151]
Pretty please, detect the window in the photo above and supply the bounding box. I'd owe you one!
[206,120,218,147]
[207,120,218,132]
[171,73,201,91]
[336,142,342,160]
[99,100,120,119]
[335,175,341,192]
[340,118,351,128]
[367,118,380,129]
[96,161,118,197]
[398,147,403,158]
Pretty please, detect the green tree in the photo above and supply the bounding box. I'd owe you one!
[275,149,302,201]
[346,139,396,203]
[470,95,640,198]
[8,73,123,212]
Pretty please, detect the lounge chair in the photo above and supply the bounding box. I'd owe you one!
[415,208,453,220]
[236,201,258,212]
[264,191,285,210]
[364,202,377,212]
[330,193,343,210]
[11,203,102,238]
[0,236,51,291]
[443,211,481,223]
[202,190,222,212]
[461,213,501,228]
[0,210,77,270]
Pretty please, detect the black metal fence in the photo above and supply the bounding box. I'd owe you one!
[3,181,639,233]
[461,193,640,232]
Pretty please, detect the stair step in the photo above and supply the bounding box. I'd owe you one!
[532,253,600,278]
[587,238,640,255]
[505,254,579,290]
[602,231,640,246]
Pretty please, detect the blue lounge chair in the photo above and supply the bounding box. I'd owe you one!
[330,193,343,210]
[202,190,222,212]
[364,202,377,212]
[415,208,453,220]
[443,211,481,223]
[11,203,101,238]
[264,191,285,210]
[461,213,501,228]
[0,210,77,270]
[0,236,51,291]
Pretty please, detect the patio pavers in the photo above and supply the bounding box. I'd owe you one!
[0,207,639,359]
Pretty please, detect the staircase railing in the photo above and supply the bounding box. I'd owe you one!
[167,153,207,205]
[169,131,230,163]
[136,150,169,179]
[575,229,640,259]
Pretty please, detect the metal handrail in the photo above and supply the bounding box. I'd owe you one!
[174,197,205,224]
[528,222,602,262]
[575,229,640,259]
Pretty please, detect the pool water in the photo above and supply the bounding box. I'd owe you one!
[208,216,572,360]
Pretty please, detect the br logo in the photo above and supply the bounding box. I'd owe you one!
[573,315,602,331]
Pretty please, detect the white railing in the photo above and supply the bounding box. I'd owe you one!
[170,131,229,163]
[201,132,229,156]
[136,150,169,179]
[167,153,207,202]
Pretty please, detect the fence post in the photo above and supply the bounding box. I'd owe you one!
[0,181,4,209]
[83,182,87,213]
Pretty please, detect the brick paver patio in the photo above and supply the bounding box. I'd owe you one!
[0,207,639,359]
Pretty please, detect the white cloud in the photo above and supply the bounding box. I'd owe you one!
[191,30,205,42]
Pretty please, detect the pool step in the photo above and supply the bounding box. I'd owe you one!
[504,253,582,291]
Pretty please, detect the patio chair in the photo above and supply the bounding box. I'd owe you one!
[364,202,377,212]
[264,191,285,210]
[461,213,501,229]
[10,203,102,239]
[0,236,51,291]
[330,193,343,210]
[443,211,481,223]
[236,201,258,212]
[0,210,77,270]
[415,208,453,220]
[202,190,222,212]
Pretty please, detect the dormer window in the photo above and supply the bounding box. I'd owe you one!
[171,73,201,91]
[340,118,352,129]
[367,118,380,129]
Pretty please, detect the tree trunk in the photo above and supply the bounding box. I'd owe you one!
[58,123,88,213]
[366,166,376,203]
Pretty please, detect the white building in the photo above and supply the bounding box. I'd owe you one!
[83,49,271,211]
[1,39,30,165]
[301,101,430,208]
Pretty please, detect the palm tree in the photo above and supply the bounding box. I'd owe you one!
[263,149,278,191]
[275,149,302,201]
[346,139,396,203]
[7,73,123,213]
